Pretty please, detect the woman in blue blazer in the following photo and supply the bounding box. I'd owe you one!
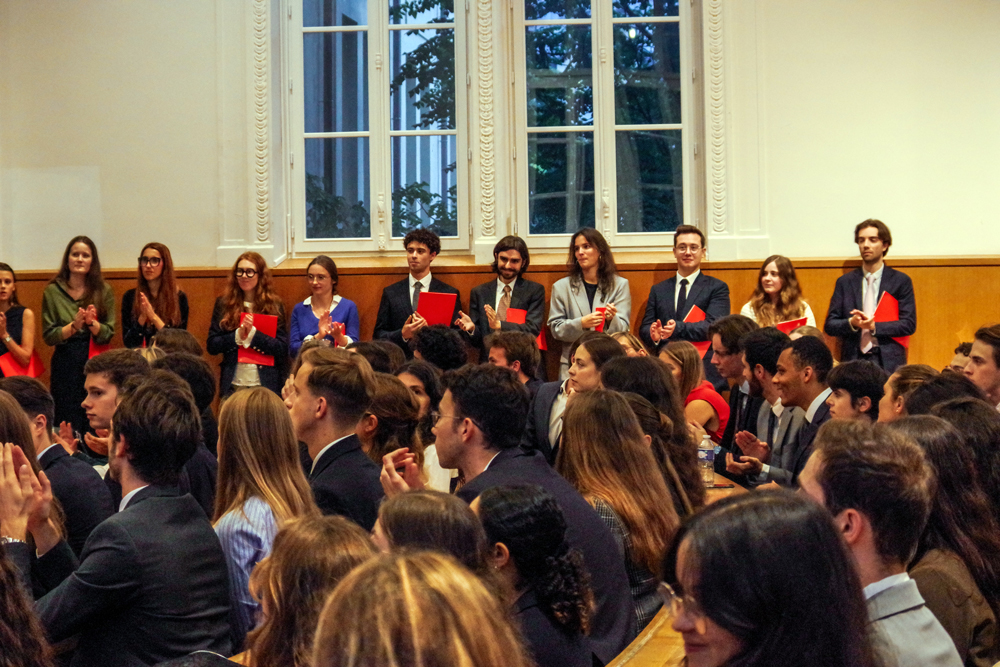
[289,255,359,358]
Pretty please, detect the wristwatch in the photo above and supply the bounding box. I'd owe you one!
[2,334,11,343]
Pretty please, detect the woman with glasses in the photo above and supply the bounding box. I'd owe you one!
[289,255,359,358]
[121,242,188,348]
[661,491,880,667]
[208,252,288,398]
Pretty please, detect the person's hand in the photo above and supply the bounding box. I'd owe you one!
[85,304,98,327]
[581,311,603,330]
[331,322,349,348]
[138,291,155,320]
[84,429,110,457]
[687,420,708,443]
[380,448,424,498]
[735,430,770,461]
[484,305,501,331]
[849,309,875,330]
[0,312,7,339]
[455,311,476,334]
[239,313,254,339]
[725,452,763,476]
[55,422,79,455]
[0,443,33,540]
[603,302,617,322]
[316,310,333,340]
[402,313,426,341]
[72,308,88,333]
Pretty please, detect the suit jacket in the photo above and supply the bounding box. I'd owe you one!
[374,276,462,355]
[521,380,563,464]
[824,265,916,373]
[179,444,219,519]
[548,275,632,377]
[457,448,637,665]
[639,273,730,348]
[308,434,384,531]
[751,400,805,487]
[38,445,114,557]
[785,399,832,486]
[868,578,963,667]
[467,276,546,349]
[34,486,231,667]
[715,386,765,482]
[207,297,288,396]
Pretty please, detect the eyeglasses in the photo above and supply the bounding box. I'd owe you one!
[659,582,709,634]
[306,273,329,282]
[235,268,257,278]
[430,411,485,432]
[138,257,162,267]
[674,244,702,254]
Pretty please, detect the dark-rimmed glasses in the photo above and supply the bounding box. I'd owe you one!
[138,257,162,267]
[235,268,257,278]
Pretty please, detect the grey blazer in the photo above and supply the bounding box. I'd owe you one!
[548,275,632,378]
[868,578,963,667]
[751,401,804,487]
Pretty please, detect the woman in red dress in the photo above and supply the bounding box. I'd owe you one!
[661,340,729,442]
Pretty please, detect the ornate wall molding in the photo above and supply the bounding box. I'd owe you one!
[706,0,727,234]
[477,0,496,237]
[252,0,271,243]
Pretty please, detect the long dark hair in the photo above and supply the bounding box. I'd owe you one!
[479,484,593,636]
[0,545,52,667]
[0,263,21,307]
[932,397,1000,522]
[50,236,108,318]
[889,416,1000,620]
[567,228,617,295]
[395,360,443,445]
[220,251,283,329]
[364,373,424,471]
[664,491,880,667]
[133,242,182,326]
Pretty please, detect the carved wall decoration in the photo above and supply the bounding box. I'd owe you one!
[477,0,496,237]
[706,0,727,234]
[253,0,271,243]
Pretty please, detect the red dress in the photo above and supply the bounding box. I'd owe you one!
[684,380,731,443]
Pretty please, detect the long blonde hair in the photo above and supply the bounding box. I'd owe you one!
[557,390,680,574]
[748,255,807,326]
[663,340,704,398]
[213,387,318,525]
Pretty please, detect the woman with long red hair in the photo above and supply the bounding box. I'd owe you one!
[121,242,188,348]
[208,252,288,397]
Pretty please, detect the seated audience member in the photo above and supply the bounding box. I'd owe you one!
[381,364,636,663]
[5,375,232,666]
[485,330,543,399]
[878,363,939,423]
[950,342,973,374]
[82,348,150,461]
[965,325,1000,408]
[0,377,113,556]
[611,331,650,357]
[153,352,220,456]
[558,390,680,632]
[312,551,533,667]
[288,255,358,357]
[0,542,52,667]
[213,387,319,652]
[476,484,593,667]
[825,360,888,422]
[245,516,375,667]
[904,372,986,417]
[931,397,1000,527]
[567,332,626,395]
[151,653,237,666]
[662,340,730,442]
[798,420,962,667]
[394,359,442,444]
[662,491,881,667]
[137,345,166,364]
[788,324,826,342]
[344,341,394,373]
[740,255,817,327]
[372,339,406,373]
[287,347,383,530]
[411,323,468,371]
[152,326,204,356]
[707,315,760,481]
[888,416,1000,667]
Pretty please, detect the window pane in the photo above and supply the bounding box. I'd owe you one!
[389,0,454,25]
[304,32,369,133]
[525,0,590,21]
[612,0,678,18]
[526,26,593,127]
[390,29,455,131]
[616,130,681,233]
[613,23,680,125]
[306,138,371,239]
[528,132,595,234]
[304,0,369,27]
[391,135,458,237]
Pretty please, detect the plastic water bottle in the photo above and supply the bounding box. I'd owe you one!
[698,435,715,485]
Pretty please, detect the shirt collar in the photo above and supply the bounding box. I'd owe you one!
[119,485,151,512]
[409,272,432,291]
[863,572,910,600]
[303,295,341,308]
[310,433,355,474]
[805,388,832,423]
[481,450,503,472]
[770,398,785,417]
[864,264,885,281]
[496,276,517,292]
[676,269,700,285]
[36,443,59,461]
[738,380,750,395]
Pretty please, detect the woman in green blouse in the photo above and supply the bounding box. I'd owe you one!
[42,236,115,439]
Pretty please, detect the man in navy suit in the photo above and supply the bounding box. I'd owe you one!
[639,225,731,389]
[824,219,916,374]
[374,229,462,357]
[288,346,383,531]
[455,235,546,350]
[707,314,761,482]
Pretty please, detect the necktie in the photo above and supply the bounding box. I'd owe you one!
[736,392,747,429]
[676,278,689,318]
[767,410,778,449]
[498,285,511,322]
[412,281,423,313]
[861,274,876,353]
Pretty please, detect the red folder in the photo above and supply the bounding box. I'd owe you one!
[683,306,711,359]
[88,337,112,359]
[505,308,527,325]
[536,327,548,351]
[776,317,808,335]
[238,313,277,366]
[0,350,44,378]
[873,292,910,349]
[416,292,458,327]
[594,307,607,333]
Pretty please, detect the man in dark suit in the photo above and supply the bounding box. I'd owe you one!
[380,364,636,665]
[0,376,114,556]
[520,377,567,464]
[1,373,231,667]
[639,225,731,390]
[707,315,761,482]
[485,331,544,401]
[824,219,916,374]
[455,235,546,350]
[288,346,383,531]
[374,229,462,356]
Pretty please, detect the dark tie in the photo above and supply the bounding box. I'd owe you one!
[767,410,778,448]
[736,392,747,428]
[412,281,422,312]
[676,278,689,318]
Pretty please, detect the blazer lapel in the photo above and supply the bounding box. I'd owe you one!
[876,265,894,303]
[663,277,678,320]
[570,280,591,316]
[683,274,707,318]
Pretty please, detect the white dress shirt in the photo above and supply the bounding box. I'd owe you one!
[674,269,700,312]
[409,271,432,296]
[854,264,884,338]
[119,485,150,512]
[548,381,571,449]
[233,301,261,387]
[494,277,518,310]
[863,572,910,600]
[805,387,833,424]
[310,433,355,475]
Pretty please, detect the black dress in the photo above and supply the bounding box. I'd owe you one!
[0,305,26,376]
[121,288,190,348]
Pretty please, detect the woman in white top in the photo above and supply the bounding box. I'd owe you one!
[740,255,816,328]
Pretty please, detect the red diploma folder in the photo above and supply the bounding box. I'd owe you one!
[0,350,44,378]
[237,313,277,366]
[88,337,112,359]
[536,327,548,351]
[594,307,607,333]
[505,308,528,325]
[683,306,712,358]
[416,292,458,327]
[873,293,910,349]
[776,317,808,335]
